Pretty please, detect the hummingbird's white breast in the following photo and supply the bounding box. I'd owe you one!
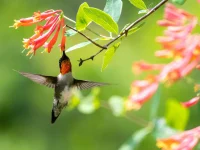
[57,72,74,104]
[57,72,73,84]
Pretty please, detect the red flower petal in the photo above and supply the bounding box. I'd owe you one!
[181,97,200,108]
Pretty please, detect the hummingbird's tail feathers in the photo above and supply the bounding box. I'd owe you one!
[51,109,61,124]
[73,79,110,90]
[14,70,57,88]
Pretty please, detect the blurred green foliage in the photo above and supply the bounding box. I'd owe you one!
[0,0,200,150]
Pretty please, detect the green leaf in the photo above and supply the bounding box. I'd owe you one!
[127,26,141,35]
[153,118,177,139]
[165,99,189,131]
[108,96,125,116]
[172,0,186,5]
[66,38,99,52]
[67,90,81,111]
[196,143,200,150]
[78,88,100,114]
[103,0,123,23]
[129,0,147,10]
[65,29,77,37]
[119,127,151,150]
[102,42,121,71]
[83,7,119,34]
[76,2,92,31]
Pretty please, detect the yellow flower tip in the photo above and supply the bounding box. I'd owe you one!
[22,38,28,42]
[10,20,21,29]
[156,139,179,150]
[194,84,200,92]
[125,100,141,111]
[26,49,34,56]
[45,48,48,52]
[23,44,30,49]
[156,140,166,149]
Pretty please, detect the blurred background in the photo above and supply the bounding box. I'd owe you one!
[0,0,199,149]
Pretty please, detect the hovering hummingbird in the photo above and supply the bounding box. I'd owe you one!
[16,51,108,124]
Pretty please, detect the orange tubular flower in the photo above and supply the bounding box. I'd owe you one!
[11,18,36,29]
[157,126,200,150]
[44,21,61,53]
[33,10,62,21]
[11,9,67,56]
[127,3,200,110]
[60,18,66,51]
[11,10,60,29]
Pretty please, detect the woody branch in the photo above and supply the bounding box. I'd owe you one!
[76,0,169,66]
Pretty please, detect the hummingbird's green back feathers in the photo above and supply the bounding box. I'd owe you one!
[15,70,57,88]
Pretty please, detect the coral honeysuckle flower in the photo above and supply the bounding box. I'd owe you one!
[181,96,200,108]
[158,3,196,27]
[11,17,40,29]
[11,9,67,56]
[11,10,60,29]
[26,16,60,55]
[155,49,174,58]
[33,10,62,21]
[132,61,164,75]
[44,21,61,53]
[60,18,66,51]
[126,76,159,110]
[157,126,200,150]
[127,3,200,110]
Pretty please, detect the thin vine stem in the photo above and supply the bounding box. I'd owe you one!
[63,15,101,37]
[78,0,169,66]
[101,101,149,127]
[65,24,107,49]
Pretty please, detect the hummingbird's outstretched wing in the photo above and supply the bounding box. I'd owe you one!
[73,79,109,90]
[15,70,57,88]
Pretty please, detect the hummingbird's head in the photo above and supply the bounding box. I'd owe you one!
[59,51,72,74]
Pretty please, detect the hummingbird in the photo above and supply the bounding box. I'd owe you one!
[16,51,108,124]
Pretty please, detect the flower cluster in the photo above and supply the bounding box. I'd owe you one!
[126,3,200,110]
[157,126,200,150]
[11,9,66,56]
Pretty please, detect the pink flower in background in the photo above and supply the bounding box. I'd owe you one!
[11,9,66,56]
[127,3,200,110]
[132,61,164,75]
[126,76,159,110]
[181,97,200,108]
[157,126,200,150]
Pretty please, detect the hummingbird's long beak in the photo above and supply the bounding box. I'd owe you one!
[61,51,69,60]
[62,50,66,57]
[59,51,70,69]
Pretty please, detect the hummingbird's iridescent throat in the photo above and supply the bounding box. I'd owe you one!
[59,51,72,75]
